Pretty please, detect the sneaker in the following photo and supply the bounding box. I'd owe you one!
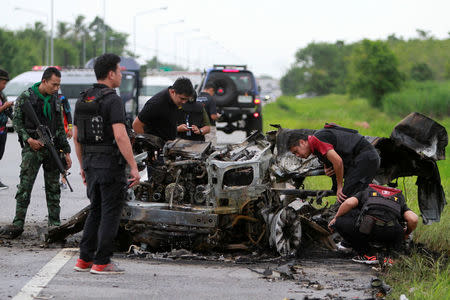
[352,254,379,265]
[74,259,94,272]
[383,257,394,267]
[336,241,353,253]
[0,181,8,190]
[0,224,24,239]
[90,262,124,275]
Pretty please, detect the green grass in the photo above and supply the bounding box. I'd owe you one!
[263,94,449,297]
[382,80,450,118]
[384,251,449,300]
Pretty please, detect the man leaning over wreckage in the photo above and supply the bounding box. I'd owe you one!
[288,123,380,204]
[0,67,72,239]
[132,77,196,180]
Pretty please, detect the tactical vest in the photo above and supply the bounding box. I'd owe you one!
[178,102,205,141]
[24,88,61,139]
[75,87,116,148]
[356,184,403,234]
[314,123,366,168]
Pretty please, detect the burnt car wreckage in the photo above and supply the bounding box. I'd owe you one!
[48,112,447,257]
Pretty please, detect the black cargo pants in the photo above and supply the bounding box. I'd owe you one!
[335,209,404,254]
[342,148,380,198]
[79,153,127,265]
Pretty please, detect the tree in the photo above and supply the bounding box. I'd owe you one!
[280,66,305,95]
[57,21,70,39]
[416,29,433,40]
[142,56,186,73]
[288,41,352,95]
[410,62,433,81]
[347,39,403,106]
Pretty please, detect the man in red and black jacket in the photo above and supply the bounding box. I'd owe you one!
[287,123,380,203]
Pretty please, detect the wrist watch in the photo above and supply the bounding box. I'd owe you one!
[199,129,203,135]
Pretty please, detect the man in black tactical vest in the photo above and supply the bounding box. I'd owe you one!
[288,123,381,203]
[176,97,210,142]
[73,53,140,274]
[328,184,418,265]
[0,67,72,239]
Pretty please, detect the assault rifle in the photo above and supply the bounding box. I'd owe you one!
[22,100,73,192]
[4,107,13,119]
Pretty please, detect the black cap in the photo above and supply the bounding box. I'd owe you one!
[0,69,9,81]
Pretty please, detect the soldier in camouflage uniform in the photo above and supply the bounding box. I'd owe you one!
[0,67,71,239]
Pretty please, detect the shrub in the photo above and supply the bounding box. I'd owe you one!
[411,62,434,81]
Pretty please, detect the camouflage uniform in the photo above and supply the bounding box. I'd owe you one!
[12,86,70,228]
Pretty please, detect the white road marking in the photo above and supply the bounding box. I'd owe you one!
[13,248,78,300]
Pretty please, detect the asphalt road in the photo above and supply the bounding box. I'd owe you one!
[0,131,377,300]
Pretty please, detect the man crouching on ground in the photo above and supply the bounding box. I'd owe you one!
[328,184,418,265]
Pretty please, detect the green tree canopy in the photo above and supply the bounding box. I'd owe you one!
[347,39,403,106]
[410,62,433,81]
[0,16,130,77]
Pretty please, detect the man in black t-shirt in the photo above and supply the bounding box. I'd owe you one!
[132,77,195,141]
[73,54,140,274]
[196,82,219,145]
[328,184,418,264]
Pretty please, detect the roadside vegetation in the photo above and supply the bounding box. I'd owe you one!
[383,80,450,118]
[0,16,183,78]
[262,94,449,299]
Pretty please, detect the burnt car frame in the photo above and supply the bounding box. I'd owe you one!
[49,112,447,257]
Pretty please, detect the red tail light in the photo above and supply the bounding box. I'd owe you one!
[253,112,260,118]
[32,65,61,71]
[254,98,261,104]
[222,69,239,73]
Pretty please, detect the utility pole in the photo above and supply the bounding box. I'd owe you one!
[50,0,54,65]
[102,0,106,54]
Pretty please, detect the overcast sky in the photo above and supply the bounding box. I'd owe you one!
[1,0,449,78]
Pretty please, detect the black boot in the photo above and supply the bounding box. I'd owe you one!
[0,224,24,239]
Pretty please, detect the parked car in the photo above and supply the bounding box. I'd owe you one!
[138,76,173,112]
[197,65,263,136]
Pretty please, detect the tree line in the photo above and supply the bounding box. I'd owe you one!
[0,16,130,77]
[280,30,450,107]
[0,15,189,79]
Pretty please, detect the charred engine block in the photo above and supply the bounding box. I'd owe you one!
[135,139,211,205]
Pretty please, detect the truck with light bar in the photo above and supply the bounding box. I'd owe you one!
[197,65,262,136]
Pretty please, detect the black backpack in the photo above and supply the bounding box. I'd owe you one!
[356,184,403,234]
